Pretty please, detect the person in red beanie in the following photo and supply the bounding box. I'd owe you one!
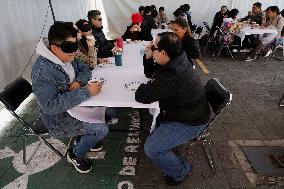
[122,13,144,41]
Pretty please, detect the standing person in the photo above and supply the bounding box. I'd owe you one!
[171,18,200,64]
[180,4,193,29]
[32,22,109,173]
[88,10,115,58]
[141,6,157,41]
[135,32,211,185]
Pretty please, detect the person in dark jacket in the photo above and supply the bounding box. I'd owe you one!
[135,32,211,185]
[141,6,157,41]
[88,10,114,58]
[172,18,200,64]
[122,13,144,41]
[239,2,264,25]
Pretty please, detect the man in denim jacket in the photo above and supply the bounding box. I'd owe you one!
[32,22,108,173]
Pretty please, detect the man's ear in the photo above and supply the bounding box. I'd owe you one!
[50,45,59,54]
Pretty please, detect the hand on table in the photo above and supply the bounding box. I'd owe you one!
[88,82,102,96]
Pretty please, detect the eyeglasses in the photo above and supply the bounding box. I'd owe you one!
[94,18,102,21]
[50,41,78,53]
[151,46,160,52]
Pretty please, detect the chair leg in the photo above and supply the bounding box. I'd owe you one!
[226,45,235,61]
[202,138,216,172]
[279,94,284,107]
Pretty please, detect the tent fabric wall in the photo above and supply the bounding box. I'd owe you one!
[0,0,283,90]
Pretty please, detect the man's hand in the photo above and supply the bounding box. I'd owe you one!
[145,42,154,59]
[98,58,109,64]
[88,82,102,96]
[68,81,82,91]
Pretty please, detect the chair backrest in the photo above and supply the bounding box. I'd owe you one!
[0,77,32,111]
[205,78,232,117]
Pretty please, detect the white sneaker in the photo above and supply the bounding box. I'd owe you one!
[264,49,272,58]
[245,57,256,62]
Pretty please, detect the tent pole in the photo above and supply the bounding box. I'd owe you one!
[49,0,56,23]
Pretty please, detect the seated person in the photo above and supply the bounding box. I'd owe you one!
[171,18,200,63]
[239,2,264,25]
[122,13,144,41]
[221,9,240,45]
[141,6,157,41]
[210,7,229,36]
[75,19,107,69]
[135,32,211,185]
[156,7,169,28]
[246,6,284,61]
[139,6,145,17]
[88,10,115,58]
[214,5,228,22]
[32,22,109,173]
[151,5,159,21]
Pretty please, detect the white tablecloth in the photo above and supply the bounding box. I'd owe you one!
[151,29,172,38]
[237,26,278,46]
[68,42,160,131]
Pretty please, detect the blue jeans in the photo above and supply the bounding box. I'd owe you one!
[73,122,109,158]
[144,121,207,181]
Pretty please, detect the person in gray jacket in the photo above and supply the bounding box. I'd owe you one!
[32,22,109,173]
[135,32,211,185]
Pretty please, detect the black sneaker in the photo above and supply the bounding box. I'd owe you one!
[164,171,190,186]
[90,142,103,152]
[67,149,92,173]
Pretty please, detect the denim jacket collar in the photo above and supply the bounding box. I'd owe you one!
[36,39,75,83]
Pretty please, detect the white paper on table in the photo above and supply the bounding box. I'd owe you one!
[68,106,106,123]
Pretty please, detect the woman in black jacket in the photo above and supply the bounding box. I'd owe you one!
[171,18,200,64]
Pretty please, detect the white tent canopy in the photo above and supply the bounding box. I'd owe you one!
[0,0,283,89]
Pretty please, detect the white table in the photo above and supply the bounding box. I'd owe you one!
[68,42,160,131]
[151,29,172,38]
[237,26,278,46]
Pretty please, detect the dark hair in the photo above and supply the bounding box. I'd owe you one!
[268,6,280,14]
[157,32,182,59]
[87,10,101,20]
[75,19,89,31]
[173,8,184,17]
[48,21,77,44]
[150,5,156,10]
[253,2,262,9]
[159,7,164,12]
[221,5,227,9]
[172,18,192,37]
[139,6,145,14]
[229,9,239,19]
[180,4,190,11]
[144,6,151,14]
[281,9,284,17]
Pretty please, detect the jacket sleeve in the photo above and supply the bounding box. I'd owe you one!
[184,37,200,59]
[143,55,162,78]
[32,70,90,115]
[74,59,92,86]
[135,71,178,104]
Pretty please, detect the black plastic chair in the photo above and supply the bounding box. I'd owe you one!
[186,78,232,172]
[212,26,238,62]
[0,77,70,164]
[265,37,284,61]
